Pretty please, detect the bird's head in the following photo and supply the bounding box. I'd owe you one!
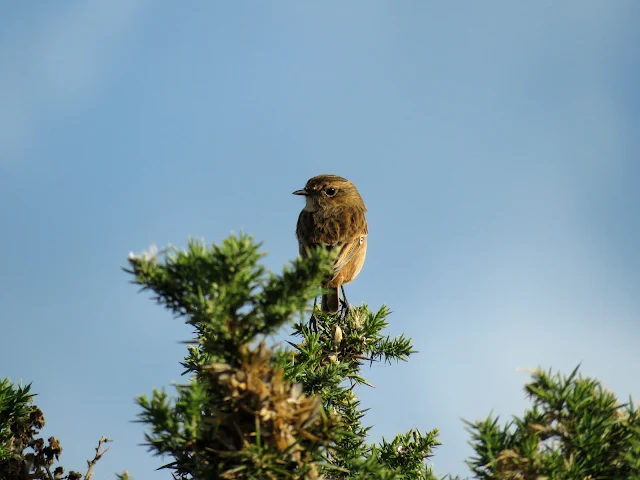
[293,174,366,213]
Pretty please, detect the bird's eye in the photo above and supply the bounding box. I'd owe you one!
[325,187,337,197]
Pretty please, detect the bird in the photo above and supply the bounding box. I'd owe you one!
[293,174,368,315]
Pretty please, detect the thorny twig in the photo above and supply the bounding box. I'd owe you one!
[85,436,111,480]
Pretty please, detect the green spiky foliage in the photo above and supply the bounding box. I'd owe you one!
[0,378,113,480]
[283,306,438,479]
[125,234,439,479]
[465,366,640,479]
[0,379,35,463]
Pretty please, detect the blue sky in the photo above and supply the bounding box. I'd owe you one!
[1,1,639,478]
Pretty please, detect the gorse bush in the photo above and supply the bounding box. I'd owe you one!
[124,234,640,480]
[125,234,439,479]
[466,366,640,479]
[0,379,116,480]
[2,233,638,479]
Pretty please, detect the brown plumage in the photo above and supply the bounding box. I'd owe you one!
[293,174,368,314]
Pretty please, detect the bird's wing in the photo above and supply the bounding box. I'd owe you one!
[330,234,366,279]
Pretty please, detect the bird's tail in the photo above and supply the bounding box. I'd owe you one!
[322,286,340,314]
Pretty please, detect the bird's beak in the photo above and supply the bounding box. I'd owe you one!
[292,189,308,196]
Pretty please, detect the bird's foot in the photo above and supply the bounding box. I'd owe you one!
[308,297,320,332]
[339,285,351,319]
[308,313,318,332]
[339,298,351,320]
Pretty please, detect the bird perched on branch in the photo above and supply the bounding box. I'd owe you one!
[294,174,368,314]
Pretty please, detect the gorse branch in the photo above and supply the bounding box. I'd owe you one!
[465,367,640,479]
[0,379,110,480]
[125,234,334,366]
[125,234,439,479]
